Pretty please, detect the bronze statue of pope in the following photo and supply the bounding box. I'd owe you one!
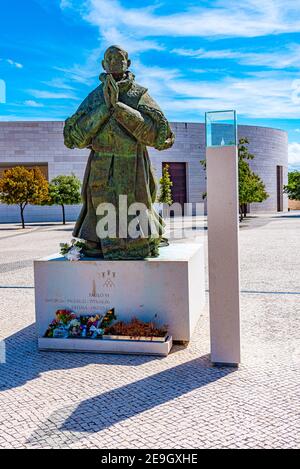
[64,45,175,259]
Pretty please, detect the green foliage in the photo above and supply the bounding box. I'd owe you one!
[200,160,207,200]
[238,137,255,162]
[284,171,300,201]
[60,239,86,255]
[158,164,173,206]
[48,174,81,206]
[48,174,81,224]
[238,138,269,213]
[0,166,49,228]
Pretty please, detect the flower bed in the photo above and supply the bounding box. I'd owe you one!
[103,317,168,342]
[44,311,168,342]
[44,308,116,340]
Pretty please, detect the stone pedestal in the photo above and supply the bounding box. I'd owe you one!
[34,243,205,353]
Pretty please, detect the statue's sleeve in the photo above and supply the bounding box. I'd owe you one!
[64,90,111,149]
[113,93,175,151]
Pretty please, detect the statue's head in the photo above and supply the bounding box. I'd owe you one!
[102,45,131,79]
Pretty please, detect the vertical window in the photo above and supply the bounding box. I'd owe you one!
[162,162,187,208]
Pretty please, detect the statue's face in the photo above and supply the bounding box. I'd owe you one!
[103,50,130,76]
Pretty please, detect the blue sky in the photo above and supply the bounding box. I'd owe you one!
[0,0,300,168]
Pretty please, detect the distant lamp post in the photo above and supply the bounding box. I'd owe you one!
[205,110,241,367]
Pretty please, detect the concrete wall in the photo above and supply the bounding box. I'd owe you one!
[237,125,288,213]
[0,121,88,224]
[150,123,288,214]
[0,121,288,223]
[0,121,89,180]
[149,122,207,207]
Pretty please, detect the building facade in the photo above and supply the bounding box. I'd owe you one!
[0,121,288,223]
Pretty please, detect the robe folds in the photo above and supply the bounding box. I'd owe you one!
[64,71,175,259]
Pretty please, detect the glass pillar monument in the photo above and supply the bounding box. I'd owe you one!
[205,110,241,367]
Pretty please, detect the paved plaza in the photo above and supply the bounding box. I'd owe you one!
[0,213,299,449]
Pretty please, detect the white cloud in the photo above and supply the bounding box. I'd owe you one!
[82,0,164,53]
[173,48,246,60]
[6,59,23,68]
[28,89,79,100]
[129,64,300,120]
[53,45,107,87]
[42,78,76,90]
[132,60,182,96]
[63,0,300,40]
[288,143,300,167]
[54,66,96,85]
[24,100,44,108]
[56,0,300,122]
[60,0,72,8]
[172,44,300,69]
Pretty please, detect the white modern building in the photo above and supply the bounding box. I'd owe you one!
[0,121,288,223]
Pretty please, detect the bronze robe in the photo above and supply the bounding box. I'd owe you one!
[64,71,175,259]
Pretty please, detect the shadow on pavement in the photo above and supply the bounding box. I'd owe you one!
[0,227,26,231]
[25,354,235,446]
[0,324,159,393]
[20,223,74,227]
[274,214,300,219]
[239,217,271,230]
[1,323,236,446]
[62,355,234,432]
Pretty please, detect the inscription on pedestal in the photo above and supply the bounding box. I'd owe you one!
[34,244,205,342]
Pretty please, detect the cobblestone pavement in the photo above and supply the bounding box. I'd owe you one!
[0,214,299,449]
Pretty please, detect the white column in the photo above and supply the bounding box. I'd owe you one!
[206,146,241,366]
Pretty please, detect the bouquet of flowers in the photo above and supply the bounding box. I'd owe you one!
[60,239,86,261]
[56,309,77,324]
[44,309,77,338]
[44,308,116,340]
[68,318,81,338]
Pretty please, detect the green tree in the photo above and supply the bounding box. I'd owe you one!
[284,171,300,201]
[158,164,173,206]
[0,166,49,228]
[238,138,269,219]
[48,174,81,224]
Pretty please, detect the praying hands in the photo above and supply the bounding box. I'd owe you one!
[103,73,119,109]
